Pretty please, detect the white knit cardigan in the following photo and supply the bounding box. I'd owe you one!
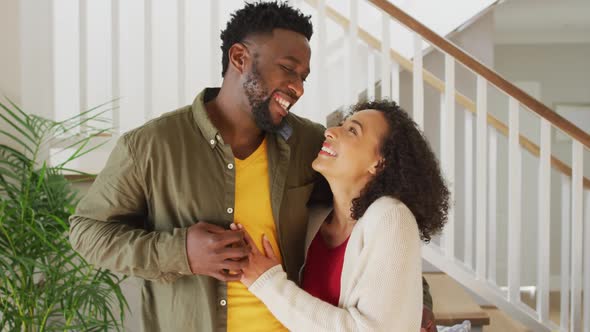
[248,196,422,331]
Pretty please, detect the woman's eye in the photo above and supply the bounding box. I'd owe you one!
[348,127,357,135]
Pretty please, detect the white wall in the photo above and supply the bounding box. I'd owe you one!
[495,43,590,110]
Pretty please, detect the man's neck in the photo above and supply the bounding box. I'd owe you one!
[205,85,265,159]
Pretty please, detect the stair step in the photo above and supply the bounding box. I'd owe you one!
[424,272,490,327]
[481,306,531,332]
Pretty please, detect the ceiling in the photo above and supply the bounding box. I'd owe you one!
[494,0,590,44]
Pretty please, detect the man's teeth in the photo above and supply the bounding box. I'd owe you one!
[275,96,291,111]
[321,146,337,156]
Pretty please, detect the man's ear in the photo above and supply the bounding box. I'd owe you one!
[228,43,250,75]
[369,158,385,176]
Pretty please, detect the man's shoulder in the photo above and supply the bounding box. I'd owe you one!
[122,105,195,144]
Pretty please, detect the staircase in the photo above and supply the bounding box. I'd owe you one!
[16,0,590,331]
[302,1,590,331]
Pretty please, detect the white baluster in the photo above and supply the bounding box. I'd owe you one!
[53,0,81,130]
[391,61,400,103]
[560,173,571,331]
[537,118,551,322]
[412,33,424,129]
[367,52,375,101]
[584,189,590,332]
[209,0,219,86]
[151,0,179,117]
[177,0,186,106]
[119,0,147,133]
[442,54,455,259]
[476,76,487,280]
[111,0,120,132]
[488,128,497,284]
[464,111,474,268]
[571,140,583,332]
[144,0,153,120]
[86,0,113,123]
[380,13,390,99]
[508,97,521,303]
[316,0,327,122]
[79,0,88,128]
[348,0,359,104]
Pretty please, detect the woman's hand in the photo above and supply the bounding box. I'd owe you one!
[230,223,281,287]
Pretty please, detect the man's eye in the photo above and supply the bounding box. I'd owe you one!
[280,65,294,72]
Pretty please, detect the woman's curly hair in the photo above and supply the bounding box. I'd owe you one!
[348,100,450,242]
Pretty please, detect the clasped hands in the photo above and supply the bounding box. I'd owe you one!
[185,222,280,287]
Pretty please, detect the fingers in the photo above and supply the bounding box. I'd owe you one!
[197,222,246,247]
[238,225,262,255]
[212,269,243,282]
[219,246,251,260]
[220,257,249,271]
[262,234,277,260]
[197,221,228,234]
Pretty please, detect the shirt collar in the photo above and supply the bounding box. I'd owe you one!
[191,87,294,148]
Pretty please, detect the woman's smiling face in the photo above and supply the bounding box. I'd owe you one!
[312,109,389,182]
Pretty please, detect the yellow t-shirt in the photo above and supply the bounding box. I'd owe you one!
[227,138,288,332]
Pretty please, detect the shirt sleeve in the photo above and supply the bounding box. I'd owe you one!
[423,276,434,310]
[68,135,192,281]
[248,202,422,331]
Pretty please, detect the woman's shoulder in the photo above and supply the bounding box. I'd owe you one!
[360,197,418,235]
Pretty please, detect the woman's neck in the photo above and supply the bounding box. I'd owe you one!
[327,176,369,226]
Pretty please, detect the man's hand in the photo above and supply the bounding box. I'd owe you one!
[420,306,436,332]
[186,222,250,281]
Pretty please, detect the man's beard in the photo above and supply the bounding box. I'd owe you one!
[242,62,284,133]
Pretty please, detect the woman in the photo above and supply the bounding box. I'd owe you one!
[233,100,449,331]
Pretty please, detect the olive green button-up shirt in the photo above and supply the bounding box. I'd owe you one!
[69,88,326,331]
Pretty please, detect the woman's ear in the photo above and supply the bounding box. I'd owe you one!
[369,158,385,175]
[228,43,249,75]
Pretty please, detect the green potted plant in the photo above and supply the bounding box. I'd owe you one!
[0,99,128,331]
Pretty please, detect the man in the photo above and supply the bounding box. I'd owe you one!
[69,2,435,331]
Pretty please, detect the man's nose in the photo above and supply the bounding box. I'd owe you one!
[287,78,304,99]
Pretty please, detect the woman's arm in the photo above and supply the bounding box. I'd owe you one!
[239,202,422,331]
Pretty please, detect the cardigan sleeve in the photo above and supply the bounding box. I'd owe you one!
[248,201,422,331]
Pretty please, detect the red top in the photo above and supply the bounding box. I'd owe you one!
[301,232,350,306]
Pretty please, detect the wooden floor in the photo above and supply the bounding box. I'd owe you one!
[425,273,531,332]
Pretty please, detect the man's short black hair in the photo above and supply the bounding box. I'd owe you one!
[220,1,313,77]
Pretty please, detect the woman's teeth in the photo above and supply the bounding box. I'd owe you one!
[274,96,291,111]
[321,146,337,156]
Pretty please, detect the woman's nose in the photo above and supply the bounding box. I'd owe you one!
[324,127,336,139]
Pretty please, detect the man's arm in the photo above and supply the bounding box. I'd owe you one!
[69,135,249,282]
[421,276,437,332]
[69,135,191,281]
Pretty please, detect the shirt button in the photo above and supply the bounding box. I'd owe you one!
[227,163,234,169]
[227,207,233,214]
[209,139,215,145]
[220,299,227,306]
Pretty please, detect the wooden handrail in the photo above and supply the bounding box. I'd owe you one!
[304,0,590,189]
[368,0,590,150]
